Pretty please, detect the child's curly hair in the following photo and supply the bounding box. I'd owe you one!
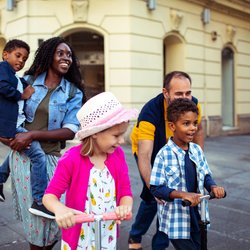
[167,98,198,123]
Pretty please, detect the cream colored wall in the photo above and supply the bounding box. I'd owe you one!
[0,0,249,135]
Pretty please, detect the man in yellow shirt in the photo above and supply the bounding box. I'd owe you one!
[128,71,204,250]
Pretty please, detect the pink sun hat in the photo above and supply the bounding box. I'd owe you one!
[76,92,138,140]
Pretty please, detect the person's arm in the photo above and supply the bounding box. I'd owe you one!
[137,139,154,188]
[193,103,204,149]
[43,193,83,229]
[150,184,175,201]
[150,148,175,203]
[43,150,84,228]
[21,85,35,100]
[204,174,225,199]
[210,186,225,199]
[150,182,202,206]
[204,174,216,193]
[9,128,75,152]
[0,80,22,101]
[169,190,202,207]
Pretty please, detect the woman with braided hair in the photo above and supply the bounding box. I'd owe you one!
[5,37,85,249]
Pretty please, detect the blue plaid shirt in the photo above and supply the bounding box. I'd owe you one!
[150,139,212,239]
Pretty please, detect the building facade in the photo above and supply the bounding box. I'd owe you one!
[0,0,250,137]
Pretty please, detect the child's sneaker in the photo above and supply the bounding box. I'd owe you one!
[0,184,5,202]
[29,201,55,219]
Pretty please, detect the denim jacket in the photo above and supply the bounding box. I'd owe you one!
[24,72,82,133]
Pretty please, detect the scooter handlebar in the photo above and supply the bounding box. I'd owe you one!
[209,191,227,200]
[182,191,227,207]
[103,211,132,221]
[75,211,132,224]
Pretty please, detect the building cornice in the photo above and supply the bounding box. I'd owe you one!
[188,0,250,22]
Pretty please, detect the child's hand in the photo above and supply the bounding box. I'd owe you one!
[183,192,202,207]
[211,186,225,199]
[155,197,166,205]
[114,205,132,224]
[55,207,84,229]
[22,85,35,100]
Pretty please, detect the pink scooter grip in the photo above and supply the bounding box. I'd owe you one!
[75,211,132,223]
[102,211,132,221]
[75,213,95,223]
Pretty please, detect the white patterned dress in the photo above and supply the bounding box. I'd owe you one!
[61,166,117,250]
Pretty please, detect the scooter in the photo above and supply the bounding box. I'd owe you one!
[75,211,132,250]
[182,192,226,250]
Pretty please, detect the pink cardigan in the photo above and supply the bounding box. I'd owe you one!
[45,144,133,249]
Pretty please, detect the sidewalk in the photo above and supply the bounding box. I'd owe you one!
[0,135,250,249]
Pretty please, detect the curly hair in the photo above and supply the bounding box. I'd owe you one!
[3,39,30,59]
[163,71,192,90]
[24,37,86,102]
[167,98,198,123]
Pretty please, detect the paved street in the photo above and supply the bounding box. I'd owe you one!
[0,135,250,249]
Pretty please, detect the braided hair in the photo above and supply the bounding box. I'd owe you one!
[24,37,86,102]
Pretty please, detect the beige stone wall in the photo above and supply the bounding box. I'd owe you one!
[0,0,249,136]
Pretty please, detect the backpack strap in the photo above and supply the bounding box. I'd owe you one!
[67,83,77,101]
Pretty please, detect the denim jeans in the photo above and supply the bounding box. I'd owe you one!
[170,231,201,250]
[0,126,47,204]
[128,153,169,250]
[129,199,169,250]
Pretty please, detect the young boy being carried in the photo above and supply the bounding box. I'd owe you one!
[150,98,225,250]
[0,39,53,219]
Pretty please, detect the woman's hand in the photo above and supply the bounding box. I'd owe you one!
[9,131,33,152]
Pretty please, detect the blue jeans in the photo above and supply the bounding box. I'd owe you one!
[128,154,169,250]
[129,199,169,250]
[0,126,47,204]
[170,231,201,250]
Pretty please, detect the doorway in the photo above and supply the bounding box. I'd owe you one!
[163,35,185,75]
[221,47,235,127]
[65,31,104,100]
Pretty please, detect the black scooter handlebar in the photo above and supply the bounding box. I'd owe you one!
[182,191,227,207]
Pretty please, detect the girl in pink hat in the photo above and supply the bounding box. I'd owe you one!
[43,92,138,249]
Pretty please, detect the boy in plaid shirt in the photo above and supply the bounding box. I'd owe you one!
[150,98,225,250]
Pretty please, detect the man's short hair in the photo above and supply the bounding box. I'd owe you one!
[163,71,192,90]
